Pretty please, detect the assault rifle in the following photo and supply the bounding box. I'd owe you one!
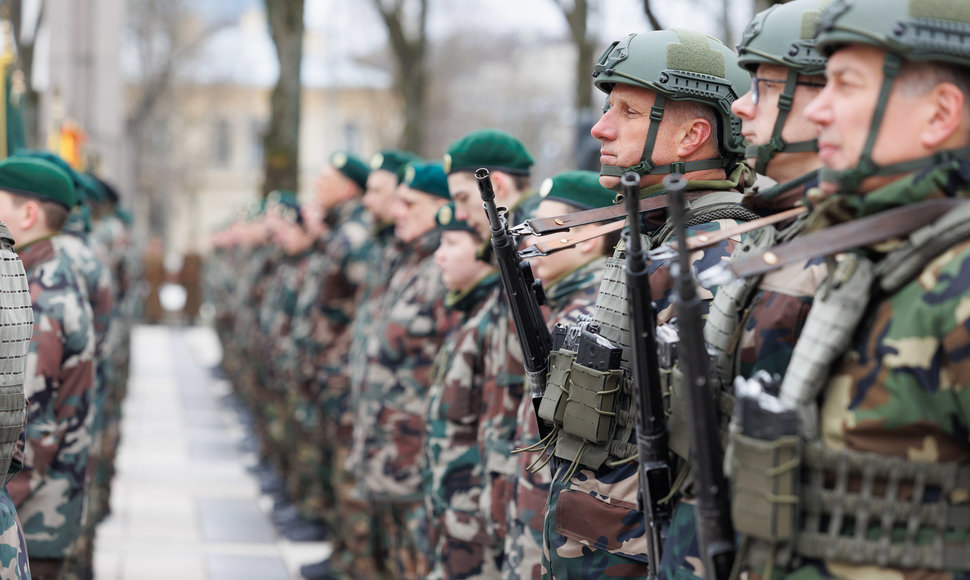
[476,168,552,400]
[666,173,736,580]
[622,171,672,579]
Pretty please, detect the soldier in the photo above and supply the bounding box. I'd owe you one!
[423,202,502,579]
[304,150,418,580]
[0,157,96,579]
[716,0,970,577]
[443,129,536,562]
[538,30,753,578]
[657,2,831,576]
[505,171,617,579]
[352,161,458,579]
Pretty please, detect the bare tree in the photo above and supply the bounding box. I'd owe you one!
[754,0,786,13]
[7,0,42,146]
[553,0,594,114]
[126,0,230,238]
[369,0,428,154]
[643,0,664,31]
[262,0,303,196]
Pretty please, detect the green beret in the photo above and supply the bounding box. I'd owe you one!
[15,150,84,205]
[76,172,107,203]
[539,170,615,210]
[369,149,421,176]
[330,151,369,191]
[444,129,533,176]
[404,161,450,199]
[0,156,76,209]
[435,202,475,233]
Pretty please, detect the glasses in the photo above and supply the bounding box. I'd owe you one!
[750,76,827,105]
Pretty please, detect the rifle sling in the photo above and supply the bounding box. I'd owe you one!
[514,191,709,236]
[519,220,626,259]
[727,198,964,279]
[682,206,807,252]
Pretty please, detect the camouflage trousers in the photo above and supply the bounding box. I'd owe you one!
[426,489,500,579]
[0,491,29,580]
[658,500,702,580]
[542,463,651,579]
[325,445,390,580]
[503,469,549,580]
[283,385,333,523]
[376,500,429,580]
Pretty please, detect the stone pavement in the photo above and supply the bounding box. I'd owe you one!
[93,325,331,580]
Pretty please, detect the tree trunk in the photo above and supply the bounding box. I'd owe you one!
[372,0,427,154]
[9,0,42,147]
[262,0,304,196]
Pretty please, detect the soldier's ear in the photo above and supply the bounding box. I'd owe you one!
[20,200,41,231]
[677,116,714,159]
[922,81,969,150]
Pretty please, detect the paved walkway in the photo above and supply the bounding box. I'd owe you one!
[93,325,331,580]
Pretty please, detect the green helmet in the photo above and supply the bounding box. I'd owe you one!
[592,29,749,179]
[737,0,827,175]
[814,0,970,191]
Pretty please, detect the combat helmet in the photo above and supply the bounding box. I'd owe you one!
[737,0,828,175]
[814,0,970,191]
[592,29,750,179]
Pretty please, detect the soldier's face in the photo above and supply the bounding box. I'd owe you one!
[447,172,489,240]
[591,84,679,190]
[393,187,445,243]
[731,63,824,183]
[0,191,27,245]
[804,44,934,193]
[363,170,398,223]
[314,166,351,212]
[434,230,489,292]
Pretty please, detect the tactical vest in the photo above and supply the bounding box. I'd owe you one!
[538,190,756,475]
[0,223,33,482]
[729,202,970,574]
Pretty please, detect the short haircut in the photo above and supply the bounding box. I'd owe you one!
[898,60,970,116]
[10,195,71,231]
[666,99,720,153]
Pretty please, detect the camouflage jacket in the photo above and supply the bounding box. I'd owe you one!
[0,487,29,579]
[423,272,500,558]
[770,159,970,580]
[353,230,458,502]
[505,256,606,580]
[543,173,748,578]
[9,236,96,558]
[51,232,114,359]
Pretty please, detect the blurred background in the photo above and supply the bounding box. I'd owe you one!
[1,0,780,287]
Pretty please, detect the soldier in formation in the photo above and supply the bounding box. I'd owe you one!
[208,1,970,578]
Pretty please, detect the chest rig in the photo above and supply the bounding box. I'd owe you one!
[727,201,970,574]
[0,224,32,482]
[536,190,754,477]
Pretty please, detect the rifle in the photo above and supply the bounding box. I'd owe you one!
[476,168,552,400]
[622,171,672,579]
[666,173,736,580]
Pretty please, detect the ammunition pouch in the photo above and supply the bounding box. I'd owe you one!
[560,363,623,445]
[730,432,800,543]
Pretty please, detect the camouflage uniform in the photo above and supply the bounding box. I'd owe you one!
[353,228,458,578]
[9,237,96,565]
[287,198,370,524]
[0,487,29,580]
[542,173,749,579]
[729,161,970,580]
[504,256,606,580]
[423,271,502,580]
[476,191,538,558]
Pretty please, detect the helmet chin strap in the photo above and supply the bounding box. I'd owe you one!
[600,93,730,184]
[747,70,818,176]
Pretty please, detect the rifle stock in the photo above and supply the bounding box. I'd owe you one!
[622,171,672,579]
[476,168,552,398]
[666,173,736,580]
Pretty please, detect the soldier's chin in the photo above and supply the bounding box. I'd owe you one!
[599,173,621,191]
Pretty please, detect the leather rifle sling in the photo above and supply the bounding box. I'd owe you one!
[518,220,626,258]
[510,190,708,237]
[519,203,805,259]
[724,198,964,279]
